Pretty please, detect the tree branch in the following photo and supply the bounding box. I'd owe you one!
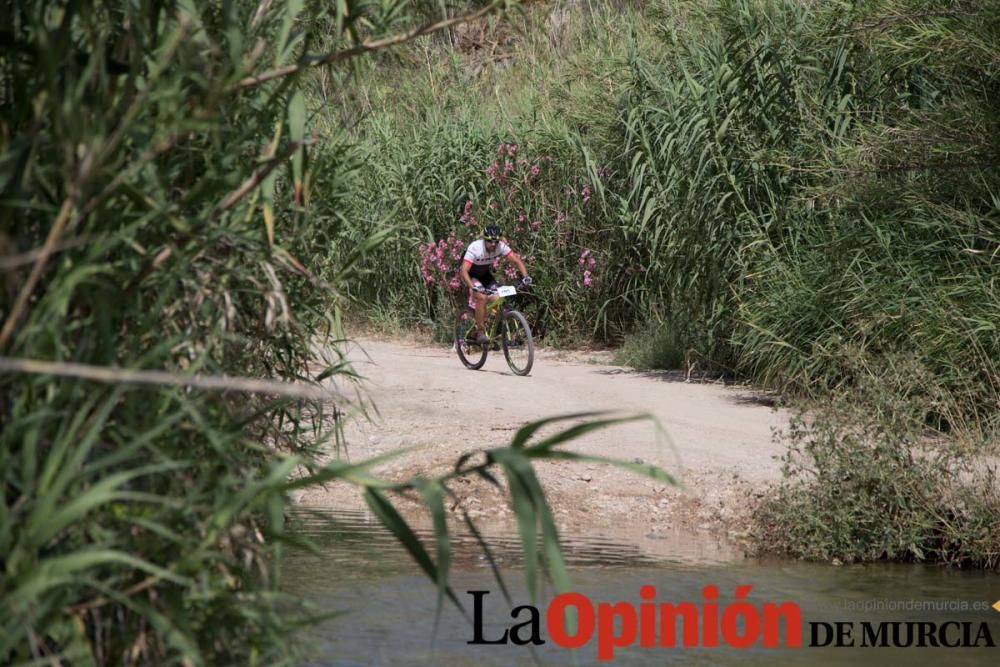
[211,140,303,218]
[0,356,343,402]
[234,2,503,90]
[124,140,303,292]
[0,195,78,351]
[0,236,94,272]
[840,10,978,35]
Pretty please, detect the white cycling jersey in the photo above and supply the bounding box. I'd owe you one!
[462,239,512,279]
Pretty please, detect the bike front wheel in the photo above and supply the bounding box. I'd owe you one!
[455,309,488,370]
[501,310,534,376]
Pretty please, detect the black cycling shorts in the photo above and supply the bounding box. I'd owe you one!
[468,275,498,308]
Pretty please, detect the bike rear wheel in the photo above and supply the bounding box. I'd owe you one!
[501,310,534,376]
[455,309,488,370]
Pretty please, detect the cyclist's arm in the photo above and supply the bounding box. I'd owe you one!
[506,251,529,279]
[459,260,476,289]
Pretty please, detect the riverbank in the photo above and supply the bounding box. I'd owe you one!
[296,338,789,554]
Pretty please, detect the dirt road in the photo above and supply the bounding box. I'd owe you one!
[298,338,790,555]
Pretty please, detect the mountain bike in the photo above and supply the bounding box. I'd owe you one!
[454,283,534,376]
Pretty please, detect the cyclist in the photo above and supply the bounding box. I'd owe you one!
[460,224,532,344]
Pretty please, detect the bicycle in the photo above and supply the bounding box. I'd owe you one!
[454,282,535,376]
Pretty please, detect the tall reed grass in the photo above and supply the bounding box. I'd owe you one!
[332,0,1000,429]
[2,1,689,661]
[0,0,604,662]
[321,0,1000,566]
[0,0,371,660]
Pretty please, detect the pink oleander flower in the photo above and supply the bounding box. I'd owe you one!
[583,270,593,287]
[517,210,527,222]
[531,220,542,230]
[581,184,592,204]
[420,235,467,288]
[530,164,540,177]
[460,200,478,227]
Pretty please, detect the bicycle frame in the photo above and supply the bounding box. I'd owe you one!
[482,294,513,340]
[455,284,535,375]
[462,289,513,343]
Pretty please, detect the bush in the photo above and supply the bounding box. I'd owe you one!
[0,3,688,662]
[0,0,510,662]
[615,321,689,370]
[752,392,1000,568]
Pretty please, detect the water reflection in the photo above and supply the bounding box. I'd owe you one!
[284,507,999,666]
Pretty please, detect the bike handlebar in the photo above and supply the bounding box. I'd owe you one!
[473,281,534,295]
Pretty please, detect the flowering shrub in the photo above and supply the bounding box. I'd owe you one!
[579,248,596,287]
[459,200,478,228]
[411,140,616,338]
[418,233,466,291]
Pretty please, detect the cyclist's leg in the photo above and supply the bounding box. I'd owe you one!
[484,280,502,319]
[469,279,487,335]
[479,277,501,330]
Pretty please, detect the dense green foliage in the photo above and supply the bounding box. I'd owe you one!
[753,394,1000,568]
[0,0,369,662]
[0,0,567,663]
[1,2,682,662]
[3,0,999,661]
[332,0,1000,430]
[320,0,1000,567]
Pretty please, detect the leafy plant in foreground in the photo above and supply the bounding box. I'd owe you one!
[752,393,1000,568]
[2,0,609,664]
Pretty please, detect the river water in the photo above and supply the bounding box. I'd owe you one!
[283,508,999,666]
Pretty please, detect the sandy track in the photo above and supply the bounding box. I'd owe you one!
[299,338,790,551]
